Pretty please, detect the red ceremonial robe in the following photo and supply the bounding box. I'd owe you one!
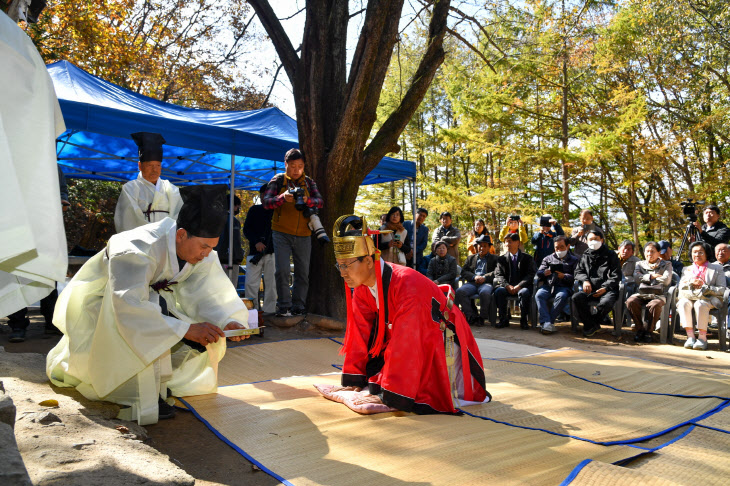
[342,262,491,414]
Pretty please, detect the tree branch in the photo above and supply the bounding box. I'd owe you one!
[363,0,450,171]
[248,0,300,82]
[259,63,284,109]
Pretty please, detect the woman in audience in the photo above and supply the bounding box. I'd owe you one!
[427,240,458,285]
[378,206,411,266]
[467,219,493,255]
[626,241,673,343]
[676,241,727,350]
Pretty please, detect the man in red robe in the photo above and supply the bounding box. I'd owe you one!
[333,215,491,414]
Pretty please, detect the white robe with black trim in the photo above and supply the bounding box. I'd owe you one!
[114,173,183,233]
[46,218,247,425]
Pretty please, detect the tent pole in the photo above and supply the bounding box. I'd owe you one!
[412,178,417,270]
[229,154,235,284]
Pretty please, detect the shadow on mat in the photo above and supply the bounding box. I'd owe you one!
[212,381,429,486]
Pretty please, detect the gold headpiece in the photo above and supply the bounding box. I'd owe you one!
[332,214,379,259]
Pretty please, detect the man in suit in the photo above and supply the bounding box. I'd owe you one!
[455,235,498,326]
[494,233,536,329]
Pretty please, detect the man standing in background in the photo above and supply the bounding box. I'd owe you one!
[404,208,429,272]
[244,184,277,315]
[114,132,183,233]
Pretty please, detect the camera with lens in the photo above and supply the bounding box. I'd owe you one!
[250,252,264,265]
[288,187,308,211]
[288,187,330,245]
[681,198,703,222]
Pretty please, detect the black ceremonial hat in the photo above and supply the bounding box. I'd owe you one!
[130,132,166,162]
[177,185,228,238]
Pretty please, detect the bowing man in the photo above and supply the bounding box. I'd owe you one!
[114,132,183,233]
[333,214,491,414]
[47,185,249,425]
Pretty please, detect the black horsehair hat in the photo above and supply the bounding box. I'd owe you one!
[177,185,228,238]
[131,132,165,162]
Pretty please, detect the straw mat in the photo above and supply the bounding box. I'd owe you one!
[182,373,639,486]
[694,402,730,432]
[625,426,730,485]
[561,460,681,486]
[467,358,724,444]
[501,349,730,398]
[218,338,343,386]
[474,338,559,359]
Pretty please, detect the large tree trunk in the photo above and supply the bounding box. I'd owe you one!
[249,0,451,318]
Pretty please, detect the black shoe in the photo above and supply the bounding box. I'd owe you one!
[495,321,510,329]
[158,398,176,420]
[275,308,292,317]
[583,324,600,337]
[520,318,530,330]
[45,325,62,336]
[291,308,306,316]
[642,332,653,344]
[8,329,26,343]
[476,317,486,327]
[633,330,644,342]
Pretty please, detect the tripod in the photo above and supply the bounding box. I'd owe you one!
[676,219,703,263]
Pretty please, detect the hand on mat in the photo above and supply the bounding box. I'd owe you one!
[224,321,250,341]
[352,393,384,406]
[185,322,224,346]
[329,385,362,393]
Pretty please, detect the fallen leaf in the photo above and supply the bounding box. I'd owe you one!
[39,399,59,407]
[115,425,130,434]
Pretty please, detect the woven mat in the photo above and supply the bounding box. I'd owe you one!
[474,338,560,359]
[562,460,681,485]
[218,338,343,386]
[502,349,730,398]
[625,426,730,485]
[182,374,639,486]
[464,358,724,444]
[694,403,730,432]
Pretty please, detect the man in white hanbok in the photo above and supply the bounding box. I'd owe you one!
[114,132,183,233]
[0,10,68,320]
[47,185,249,425]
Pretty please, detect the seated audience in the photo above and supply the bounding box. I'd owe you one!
[404,208,429,271]
[572,230,621,337]
[379,206,411,266]
[658,240,683,276]
[569,209,603,257]
[626,242,673,343]
[535,236,579,334]
[676,241,727,350]
[498,215,528,253]
[692,205,730,261]
[531,214,564,267]
[432,212,462,264]
[494,233,536,329]
[455,235,498,326]
[716,243,730,285]
[618,240,641,296]
[427,241,458,285]
[467,219,493,254]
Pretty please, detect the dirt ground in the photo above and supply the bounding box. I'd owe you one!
[1,310,728,485]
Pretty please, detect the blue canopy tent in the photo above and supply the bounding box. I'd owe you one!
[48,61,416,189]
[48,61,419,274]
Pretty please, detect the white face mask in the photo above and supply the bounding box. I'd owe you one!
[587,240,602,251]
[555,250,568,258]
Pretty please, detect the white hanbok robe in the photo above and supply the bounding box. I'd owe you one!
[46,218,247,425]
[114,173,183,233]
[0,12,68,316]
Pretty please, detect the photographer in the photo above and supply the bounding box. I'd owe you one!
[531,214,564,267]
[498,215,529,254]
[692,205,730,262]
[243,185,276,315]
[262,149,324,316]
[379,206,411,266]
[569,209,603,257]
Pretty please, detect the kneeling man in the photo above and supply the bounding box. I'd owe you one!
[333,215,490,414]
[47,185,249,425]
